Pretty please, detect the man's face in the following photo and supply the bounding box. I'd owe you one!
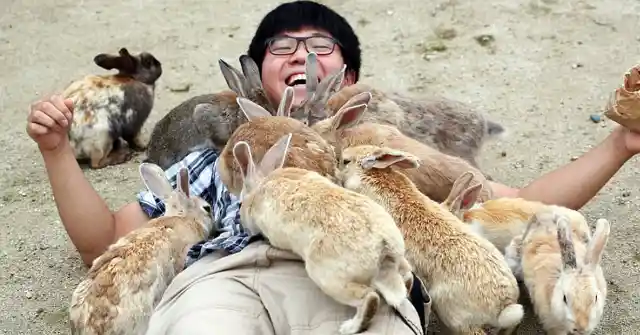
[261,28,355,108]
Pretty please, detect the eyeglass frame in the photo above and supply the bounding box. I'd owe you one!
[264,34,343,56]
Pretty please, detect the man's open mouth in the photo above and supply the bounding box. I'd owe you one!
[286,73,321,87]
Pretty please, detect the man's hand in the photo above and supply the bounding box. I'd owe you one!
[26,95,74,153]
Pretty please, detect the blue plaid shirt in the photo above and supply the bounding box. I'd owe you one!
[137,149,254,267]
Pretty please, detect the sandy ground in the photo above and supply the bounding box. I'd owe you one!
[1,0,639,333]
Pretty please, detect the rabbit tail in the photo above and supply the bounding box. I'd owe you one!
[496,303,524,329]
[371,241,410,308]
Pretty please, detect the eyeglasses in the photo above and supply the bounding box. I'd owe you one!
[265,35,341,56]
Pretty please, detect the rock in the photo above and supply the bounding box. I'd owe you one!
[25,291,33,299]
[168,83,191,92]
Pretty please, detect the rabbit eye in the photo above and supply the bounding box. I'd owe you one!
[202,204,212,214]
[342,159,351,166]
[563,295,568,304]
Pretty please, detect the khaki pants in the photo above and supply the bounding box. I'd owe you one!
[146,241,429,335]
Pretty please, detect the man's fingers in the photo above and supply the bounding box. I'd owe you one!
[50,95,73,121]
[63,98,75,115]
[30,109,63,132]
[27,122,50,136]
[40,101,69,128]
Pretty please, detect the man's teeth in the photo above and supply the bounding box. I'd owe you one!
[287,74,307,86]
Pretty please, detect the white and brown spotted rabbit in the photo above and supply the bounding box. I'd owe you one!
[68,163,214,335]
[504,210,610,335]
[233,134,413,335]
[144,54,276,169]
[63,47,162,169]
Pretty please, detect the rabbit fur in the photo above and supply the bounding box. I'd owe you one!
[63,47,162,169]
[144,54,275,169]
[504,210,610,335]
[325,82,507,168]
[440,172,592,253]
[68,163,214,335]
[232,133,413,335]
[309,94,494,203]
[217,85,361,197]
[337,145,523,335]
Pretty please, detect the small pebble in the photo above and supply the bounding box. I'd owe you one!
[25,291,33,299]
[500,151,507,157]
[590,114,602,123]
[622,191,631,197]
[572,63,584,69]
[570,156,579,161]
[36,308,44,315]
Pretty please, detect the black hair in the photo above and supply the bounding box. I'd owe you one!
[247,0,361,82]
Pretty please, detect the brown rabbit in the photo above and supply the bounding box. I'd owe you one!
[233,134,413,335]
[504,210,610,335]
[69,163,214,335]
[63,47,162,169]
[325,82,506,168]
[309,94,494,203]
[440,172,592,253]
[217,85,363,197]
[337,145,522,334]
[144,54,276,169]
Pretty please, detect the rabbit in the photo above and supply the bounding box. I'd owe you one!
[68,163,214,335]
[504,210,610,335]
[62,47,162,169]
[232,133,414,335]
[336,144,523,335]
[324,81,507,169]
[217,84,367,197]
[308,93,494,204]
[439,171,592,253]
[144,54,276,169]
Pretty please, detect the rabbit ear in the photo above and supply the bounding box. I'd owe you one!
[314,64,347,102]
[556,215,578,270]
[139,162,174,200]
[94,49,136,73]
[444,182,482,214]
[219,58,248,97]
[585,218,610,268]
[232,141,257,183]
[237,97,271,121]
[442,172,475,208]
[360,148,420,170]
[328,102,368,132]
[258,133,293,176]
[305,52,319,100]
[239,54,263,91]
[176,167,190,198]
[277,87,295,117]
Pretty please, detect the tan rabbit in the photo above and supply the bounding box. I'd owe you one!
[232,134,413,335]
[217,85,368,197]
[504,210,610,335]
[337,145,523,335]
[309,96,494,203]
[69,163,214,335]
[440,172,592,253]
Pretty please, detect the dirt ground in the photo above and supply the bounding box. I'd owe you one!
[1,0,639,333]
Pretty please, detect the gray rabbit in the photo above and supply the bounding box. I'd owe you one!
[144,55,275,169]
[325,83,507,168]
